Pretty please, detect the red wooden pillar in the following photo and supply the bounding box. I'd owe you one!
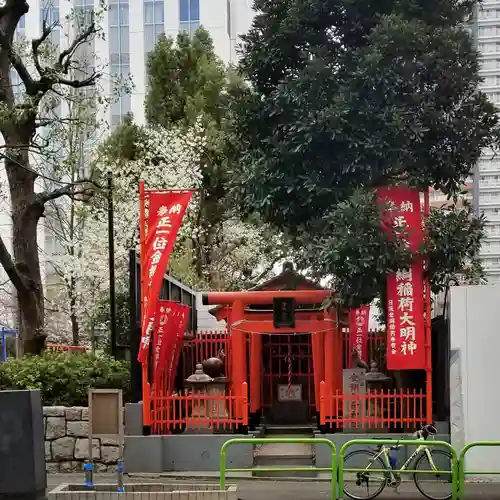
[325,308,340,395]
[334,324,343,394]
[324,328,335,396]
[423,190,433,424]
[249,333,262,413]
[230,300,247,419]
[312,331,324,413]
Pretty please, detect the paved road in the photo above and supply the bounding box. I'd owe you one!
[46,474,500,499]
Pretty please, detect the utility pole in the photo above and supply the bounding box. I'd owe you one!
[108,171,117,358]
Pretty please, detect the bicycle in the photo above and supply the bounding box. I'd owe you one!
[342,424,453,500]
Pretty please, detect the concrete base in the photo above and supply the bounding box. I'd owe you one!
[124,434,253,473]
[0,390,47,499]
[314,433,451,468]
[49,483,237,500]
[124,403,143,436]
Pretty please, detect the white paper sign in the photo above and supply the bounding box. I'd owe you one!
[278,384,302,402]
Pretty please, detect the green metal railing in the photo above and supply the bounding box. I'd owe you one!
[218,437,500,500]
[219,438,337,499]
[338,439,459,500]
[457,441,500,499]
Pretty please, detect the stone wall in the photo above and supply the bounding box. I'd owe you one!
[44,406,120,473]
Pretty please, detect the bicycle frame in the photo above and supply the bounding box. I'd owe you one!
[366,440,439,482]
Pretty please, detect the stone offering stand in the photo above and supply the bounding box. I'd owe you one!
[49,483,238,500]
[44,406,120,472]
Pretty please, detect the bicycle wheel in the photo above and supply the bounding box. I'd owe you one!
[413,449,453,500]
[342,449,388,500]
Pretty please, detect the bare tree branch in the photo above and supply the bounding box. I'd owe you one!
[0,235,27,293]
[56,72,100,89]
[36,179,100,204]
[31,20,55,76]
[28,21,101,98]
[35,116,81,128]
[0,28,35,91]
[56,23,97,74]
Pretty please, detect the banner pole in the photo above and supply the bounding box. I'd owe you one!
[139,180,152,432]
[423,189,433,424]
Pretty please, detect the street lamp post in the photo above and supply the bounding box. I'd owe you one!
[108,171,117,359]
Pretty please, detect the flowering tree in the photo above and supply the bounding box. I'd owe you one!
[47,115,285,343]
[48,119,207,341]
[145,29,287,291]
[0,1,113,353]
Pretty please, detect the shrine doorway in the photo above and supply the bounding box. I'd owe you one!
[261,333,314,425]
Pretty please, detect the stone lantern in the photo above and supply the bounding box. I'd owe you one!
[365,361,391,433]
[201,356,230,433]
[185,363,213,432]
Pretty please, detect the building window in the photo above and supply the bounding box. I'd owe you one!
[74,0,94,29]
[109,0,130,128]
[40,0,60,47]
[480,58,500,70]
[478,8,500,20]
[478,42,500,54]
[179,0,200,34]
[144,0,164,55]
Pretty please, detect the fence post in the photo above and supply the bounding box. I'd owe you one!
[220,438,337,499]
[319,381,326,425]
[241,382,248,426]
[1,327,5,362]
[457,441,500,500]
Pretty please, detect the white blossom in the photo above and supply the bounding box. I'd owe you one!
[47,120,206,339]
[47,116,284,340]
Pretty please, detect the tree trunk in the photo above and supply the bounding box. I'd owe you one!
[69,195,79,345]
[4,149,46,355]
[70,288,79,345]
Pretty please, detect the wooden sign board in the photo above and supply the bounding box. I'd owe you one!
[88,389,123,462]
[278,384,302,402]
[46,343,87,352]
[342,368,367,431]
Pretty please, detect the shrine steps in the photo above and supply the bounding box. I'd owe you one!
[252,425,316,478]
[263,425,315,435]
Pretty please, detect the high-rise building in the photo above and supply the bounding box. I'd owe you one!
[472,1,500,284]
[16,0,255,127]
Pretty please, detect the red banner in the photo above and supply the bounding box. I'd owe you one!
[166,304,189,392]
[378,187,425,370]
[138,190,193,363]
[348,305,370,367]
[153,300,189,386]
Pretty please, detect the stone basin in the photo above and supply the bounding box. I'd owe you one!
[48,482,238,499]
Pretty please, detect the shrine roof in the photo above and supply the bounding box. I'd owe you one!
[248,264,324,292]
[207,263,325,317]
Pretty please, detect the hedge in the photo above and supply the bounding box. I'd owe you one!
[0,351,131,406]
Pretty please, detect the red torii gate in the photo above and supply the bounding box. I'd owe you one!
[202,289,340,421]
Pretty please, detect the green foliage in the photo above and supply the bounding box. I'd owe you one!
[142,28,283,288]
[99,113,146,164]
[0,352,130,406]
[296,191,412,307]
[427,201,486,294]
[146,29,227,128]
[92,290,131,348]
[230,0,497,306]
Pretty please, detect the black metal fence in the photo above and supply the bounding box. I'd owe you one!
[128,250,198,402]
